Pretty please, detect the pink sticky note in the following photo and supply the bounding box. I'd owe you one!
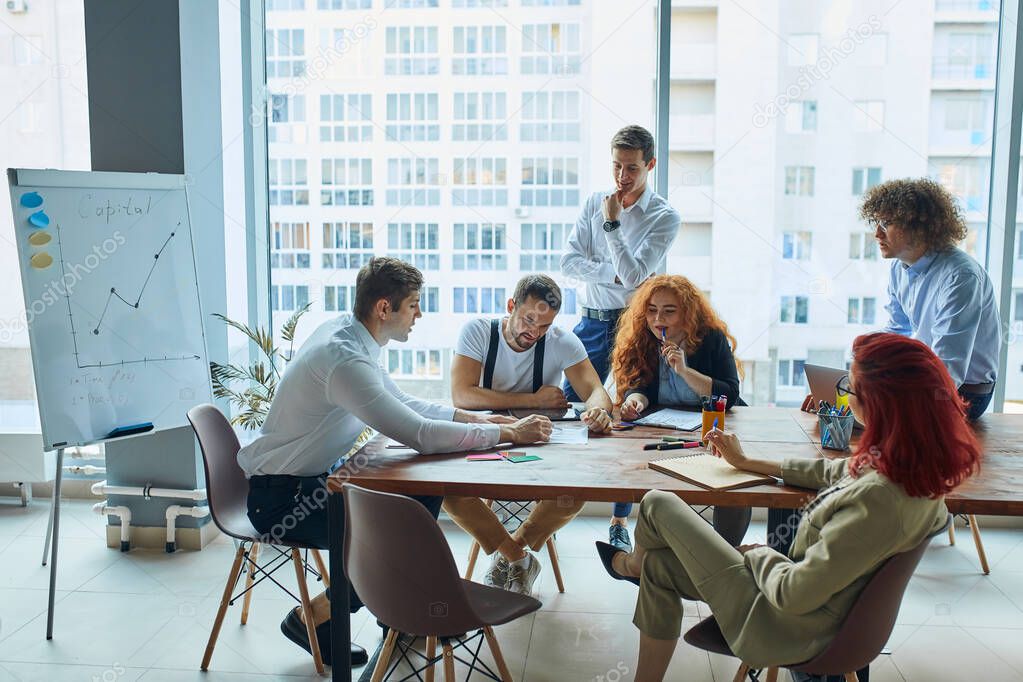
[466,453,504,461]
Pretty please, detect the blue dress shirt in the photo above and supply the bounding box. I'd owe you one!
[883,248,1000,386]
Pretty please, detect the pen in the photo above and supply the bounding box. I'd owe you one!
[661,435,700,442]
[644,441,702,451]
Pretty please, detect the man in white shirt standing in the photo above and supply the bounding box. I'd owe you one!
[560,125,681,552]
[237,257,550,667]
[445,274,613,596]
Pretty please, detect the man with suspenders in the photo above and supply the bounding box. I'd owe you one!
[446,274,613,595]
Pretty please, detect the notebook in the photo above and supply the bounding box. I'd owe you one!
[633,408,702,431]
[648,454,777,491]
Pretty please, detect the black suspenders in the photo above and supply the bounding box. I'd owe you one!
[482,318,545,392]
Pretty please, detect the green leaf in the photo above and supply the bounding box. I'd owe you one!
[281,303,311,343]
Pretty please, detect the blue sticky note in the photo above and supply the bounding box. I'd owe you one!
[20,192,43,208]
[28,211,49,228]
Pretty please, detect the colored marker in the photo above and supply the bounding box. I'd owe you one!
[644,441,701,451]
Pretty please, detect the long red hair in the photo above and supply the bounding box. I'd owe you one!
[849,333,981,498]
[610,275,740,408]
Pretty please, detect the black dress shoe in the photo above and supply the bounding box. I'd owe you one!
[281,607,369,667]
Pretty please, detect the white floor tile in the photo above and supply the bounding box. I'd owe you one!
[891,624,1023,681]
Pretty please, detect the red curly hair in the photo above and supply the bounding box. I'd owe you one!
[610,275,740,409]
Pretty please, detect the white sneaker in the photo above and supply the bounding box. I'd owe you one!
[484,553,510,588]
[504,552,541,596]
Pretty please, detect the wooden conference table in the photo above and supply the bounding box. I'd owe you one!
[324,406,1023,679]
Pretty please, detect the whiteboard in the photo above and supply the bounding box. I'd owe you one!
[6,169,213,450]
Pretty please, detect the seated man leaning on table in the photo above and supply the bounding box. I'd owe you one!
[236,257,551,667]
[445,273,613,596]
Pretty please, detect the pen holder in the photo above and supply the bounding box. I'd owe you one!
[819,413,854,451]
[701,409,724,441]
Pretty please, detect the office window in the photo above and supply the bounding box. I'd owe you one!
[453,26,508,75]
[388,222,440,270]
[847,297,877,325]
[420,287,440,313]
[324,285,357,312]
[935,31,995,79]
[779,296,808,324]
[320,94,372,142]
[271,222,311,269]
[268,159,309,205]
[523,0,580,4]
[521,91,581,142]
[784,166,815,196]
[453,92,508,141]
[386,0,438,6]
[453,223,508,270]
[322,221,374,269]
[386,93,440,141]
[318,0,371,7]
[267,0,305,9]
[849,232,880,260]
[853,101,885,132]
[454,287,506,314]
[521,23,581,75]
[387,349,443,378]
[778,359,807,387]
[452,158,508,206]
[787,34,818,66]
[13,35,44,66]
[852,167,882,195]
[271,285,310,312]
[385,27,439,76]
[266,29,305,78]
[387,158,441,206]
[268,94,305,144]
[453,0,508,5]
[520,222,571,271]
[321,158,373,206]
[784,100,817,133]
[521,157,580,207]
[781,231,812,260]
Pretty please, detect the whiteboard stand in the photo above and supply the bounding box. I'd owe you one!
[41,476,55,565]
[45,447,64,639]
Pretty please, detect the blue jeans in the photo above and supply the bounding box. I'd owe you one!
[960,388,993,421]
[563,314,620,402]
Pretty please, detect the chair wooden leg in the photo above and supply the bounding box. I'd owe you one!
[844,673,859,682]
[465,540,482,580]
[425,635,438,682]
[311,548,330,588]
[240,542,260,625]
[732,663,750,682]
[483,626,514,682]
[370,628,399,682]
[545,537,565,594]
[948,517,956,545]
[967,514,991,575]
[201,544,247,671]
[291,549,324,675]
[765,667,779,682]
[442,641,456,682]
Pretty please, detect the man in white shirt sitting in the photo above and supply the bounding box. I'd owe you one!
[237,257,551,667]
[445,274,613,596]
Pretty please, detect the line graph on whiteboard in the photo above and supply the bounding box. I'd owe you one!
[55,214,205,369]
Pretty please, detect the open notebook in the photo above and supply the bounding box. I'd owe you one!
[649,453,776,491]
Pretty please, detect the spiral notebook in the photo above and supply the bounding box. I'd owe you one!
[648,454,776,491]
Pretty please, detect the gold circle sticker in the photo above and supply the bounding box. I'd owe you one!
[30,252,53,269]
[28,231,52,246]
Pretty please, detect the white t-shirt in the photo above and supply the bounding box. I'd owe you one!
[455,317,589,393]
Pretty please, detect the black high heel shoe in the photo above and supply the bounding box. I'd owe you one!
[595,541,640,586]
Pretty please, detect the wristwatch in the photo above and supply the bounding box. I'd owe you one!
[602,219,621,233]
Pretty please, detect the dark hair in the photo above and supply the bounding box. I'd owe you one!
[611,125,656,163]
[848,333,980,498]
[354,257,424,320]
[859,178,969,252]
[512,274,562,312]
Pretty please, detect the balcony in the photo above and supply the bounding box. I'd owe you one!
[671,44,716,81]
[932,58,996,89]
[669,114,715,150]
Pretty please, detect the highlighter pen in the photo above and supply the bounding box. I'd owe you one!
[643,441,702,451]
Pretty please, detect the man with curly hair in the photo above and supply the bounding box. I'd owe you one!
[860,177,1000,420]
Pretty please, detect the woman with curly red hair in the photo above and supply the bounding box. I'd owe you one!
[598,332,979,681]
[605,275,747,551]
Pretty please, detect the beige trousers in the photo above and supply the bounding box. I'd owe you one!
[443,496,586,554]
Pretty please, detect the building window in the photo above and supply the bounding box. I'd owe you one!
[521,91,581,142]
[268,94,306,144]
[387,158,441,206]
[385,93,440,141]
[318,0,371,8]
[778,359,807,387]
[521,157,580,207]
[453,26,508,75]
[847,297,877,325]
[321,158,373,206]
[453,158,508,206]
[453,92,508,141]
[853,101,885,132]
[779,296,808,324]
[421,287,440,313]
[454,287,506,314]
[787,34,818,66]
[322,221,374,269]
[385,27,439,76]
[781,231,812,260]
[320,94,372,142]
[521,23,581,75]
[453,223,508,270]
[522,0,580,4]
[271,285,310,312]
[385,0,439,7]
[453,0,508,5]
[324,285,357,312]
[852,167,882,195]
[935,31,995,80]
[388,222,440,270]
[267,0,305,9]
[271,222,311,269]
[784,100,817,133]
[266,29,305,78]
[387,349,443,379]
[13,35,44,66]
[269,159,309,205]
[520,222,571,271]
[784,166,815,196]
[849,233,880,260]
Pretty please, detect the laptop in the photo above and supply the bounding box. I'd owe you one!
[803,364,863,428]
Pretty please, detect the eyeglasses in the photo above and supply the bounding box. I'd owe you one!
[870,219,892,236]
[836,375,857,398]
